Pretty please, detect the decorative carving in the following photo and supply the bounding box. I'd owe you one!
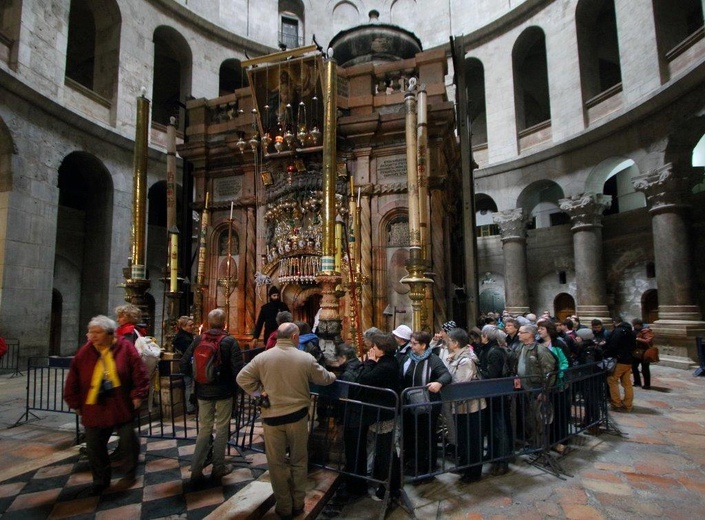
[559,193,612,229]
[632,163,697,211]
[493,208,527,240]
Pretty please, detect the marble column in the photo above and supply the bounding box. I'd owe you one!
[559,194,612,322]
[633,163,705,367]
[493,208,530,315]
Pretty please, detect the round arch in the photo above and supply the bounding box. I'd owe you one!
[585,156,644,214]
[554,293,576,322]
[55,151,114,350]
[517,179,566,228]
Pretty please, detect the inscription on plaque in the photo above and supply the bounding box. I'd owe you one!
[377,155,407,180]
[214,177,242,201]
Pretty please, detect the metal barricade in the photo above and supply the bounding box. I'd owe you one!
[398,364,612,483]
[0,339,22,376]
[14,356,80,444]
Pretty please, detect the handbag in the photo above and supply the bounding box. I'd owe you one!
[406,361,432,415]
[643,346,660,363]
[632,347,645,361]
[406,387,432,415]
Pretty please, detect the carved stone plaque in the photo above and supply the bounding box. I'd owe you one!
[377,155,407,181]
[214,177,243,201]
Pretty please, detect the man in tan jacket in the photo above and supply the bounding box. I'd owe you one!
[237,322,336,519]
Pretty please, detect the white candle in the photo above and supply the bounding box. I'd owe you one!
[357,187,361,208]
[170,232,178,292]
[229,201,234,221]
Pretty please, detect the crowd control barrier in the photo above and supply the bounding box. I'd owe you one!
[0,339,22,376]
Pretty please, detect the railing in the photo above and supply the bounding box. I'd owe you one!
[0,338,22,376]
[15,356,80,444]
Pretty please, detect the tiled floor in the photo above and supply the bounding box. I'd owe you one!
[0,435,267,519]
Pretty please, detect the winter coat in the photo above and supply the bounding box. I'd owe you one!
[172,329,194,356]
[64,336,150,428]
[605,322,636,365]
[345,355,400,426]
[400,352,452,403]
[444,347,486,414]
[515,342,557,390]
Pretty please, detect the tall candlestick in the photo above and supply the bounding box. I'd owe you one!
[170,231,178,293]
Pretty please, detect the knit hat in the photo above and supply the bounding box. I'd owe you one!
[392,324,412,341]
[268,285,280,296]
[442,321,457,333]
[576,328,594,340]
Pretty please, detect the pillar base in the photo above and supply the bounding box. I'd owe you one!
[575,305,611,324]
[656,305,703,322]
[505,306,530,316]
[650,318,705,369]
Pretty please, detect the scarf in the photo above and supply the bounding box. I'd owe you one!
[408,347,433,364]
[86,344,122,405]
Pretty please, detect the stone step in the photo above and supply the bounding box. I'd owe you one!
[204,468,340,519]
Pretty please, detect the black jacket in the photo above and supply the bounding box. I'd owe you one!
[604,322,635,365]
[345,355,400,426]
[253,300,290,341]
[180,328,243,400]
[400,352,451,403]
[477,340,507,379]
[172,329,194,356]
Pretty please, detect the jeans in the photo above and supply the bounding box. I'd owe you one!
[192,397,233,476]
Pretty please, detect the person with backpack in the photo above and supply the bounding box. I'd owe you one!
[180,308,243,484]
[296,321,325,365]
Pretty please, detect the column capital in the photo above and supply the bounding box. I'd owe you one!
[493,208,527,240]
[559,193,611,230]
[633,162,697,212]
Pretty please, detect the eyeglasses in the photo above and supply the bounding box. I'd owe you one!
[518,331,532,335]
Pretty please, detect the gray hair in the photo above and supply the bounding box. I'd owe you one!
[208,308,226,328]
[519,324,538,336]
[363,327,383,340]
[447,328,469,348]
[481,324,506,343]
[115,304,141,324]
[88,315,117,335]
[276,311,293,325]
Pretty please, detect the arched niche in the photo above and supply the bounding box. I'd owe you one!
[517,180,566,229]
[585,157,645,215]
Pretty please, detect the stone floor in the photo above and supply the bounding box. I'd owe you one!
[1,364,704,519]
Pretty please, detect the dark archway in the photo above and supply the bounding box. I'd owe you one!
[554,293,576,322]
[55,152,113,350]
[642,289,659,324]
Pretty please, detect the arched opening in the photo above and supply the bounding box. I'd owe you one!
[219,59,247,96]
[50,289,63,356]
[642,289,659,324]
[576,0,622,104]
[475,194,498,236]
[55,152,113,350]
[653,0,704,81]
[466,58,487,146]
[383,213,412,330]
[554,293,576,322]
[517,180,566,229]
[152,26,192,129]
[279,0,305,49]
[479,288,504,315]
[0,0,22,69]
[65,0,121,102]
[332,1,359,37]
[512,27,551,132]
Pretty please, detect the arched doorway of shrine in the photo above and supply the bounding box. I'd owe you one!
[554,293,576,322]
[642,289,659,325]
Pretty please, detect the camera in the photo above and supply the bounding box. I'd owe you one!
[99,378,114,395]
[254,394,270,409]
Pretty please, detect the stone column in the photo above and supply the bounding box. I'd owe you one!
[559,194,612,322]
[633,163,705,367]
[493,208,530,315]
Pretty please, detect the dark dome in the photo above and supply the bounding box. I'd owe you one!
[329,22,423,68]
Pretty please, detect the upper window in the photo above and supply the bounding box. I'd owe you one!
[65,0,121,102]
[512,27,551,132]
[278,1,304,49]
[576,0,622,104]
[152,26,192,129]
